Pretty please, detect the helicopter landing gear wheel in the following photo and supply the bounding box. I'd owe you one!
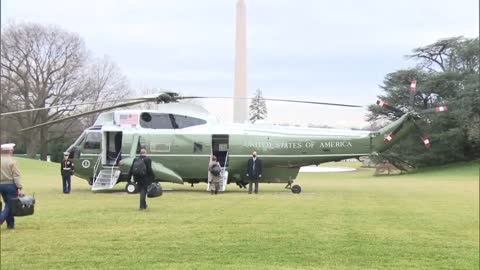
[125,182,138,194]
[291,184,302,194]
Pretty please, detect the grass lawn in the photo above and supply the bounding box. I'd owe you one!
[1,158,478,270]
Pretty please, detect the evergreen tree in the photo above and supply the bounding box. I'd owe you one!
[249,89,268,123]
[368,37,479,167]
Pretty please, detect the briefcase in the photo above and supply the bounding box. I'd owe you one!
[147,183,162,198]
[10,195,35,217]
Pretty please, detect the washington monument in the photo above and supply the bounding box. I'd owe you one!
[233,0,247,123]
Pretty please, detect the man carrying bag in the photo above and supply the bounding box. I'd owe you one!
[127,148,156,210]
[0,143,26,229]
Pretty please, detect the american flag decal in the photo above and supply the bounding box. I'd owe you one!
[120,114,139,125]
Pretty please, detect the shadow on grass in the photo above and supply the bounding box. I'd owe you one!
[86,188,300,196]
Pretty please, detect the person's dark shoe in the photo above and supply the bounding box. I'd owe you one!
[139,208,146,211]
[7,224,14,229]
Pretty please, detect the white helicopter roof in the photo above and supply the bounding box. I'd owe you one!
[93,103,218,127]
[92,103,369,138]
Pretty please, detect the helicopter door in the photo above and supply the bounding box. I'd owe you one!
[212,135,229,167]
[105,131,123,165]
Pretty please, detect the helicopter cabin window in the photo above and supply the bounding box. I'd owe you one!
[136,136,147,154]
[140,113,173,129]
[150,143,171,153]
[172,114,207,129]
[84,132,102,150]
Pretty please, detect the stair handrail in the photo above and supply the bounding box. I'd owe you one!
[220,152,229,190]
[92,152,103,185]
[109,152,122,187]
[223,151,229,170]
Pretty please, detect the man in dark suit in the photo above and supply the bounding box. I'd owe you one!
[246,151,262,194]
[127,148,155,210]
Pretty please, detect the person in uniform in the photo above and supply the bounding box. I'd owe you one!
[0,143,24,229]
[208,155,221,195]
[60,152,75,193]
[246,151,263,194]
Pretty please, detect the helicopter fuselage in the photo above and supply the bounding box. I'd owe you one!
[66,105,415,188]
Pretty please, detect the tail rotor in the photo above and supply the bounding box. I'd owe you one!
[376,80,447,148]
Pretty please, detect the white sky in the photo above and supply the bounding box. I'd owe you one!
[2,0,478,128]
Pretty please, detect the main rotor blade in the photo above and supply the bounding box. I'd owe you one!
[180,96,363,108]
[0,97,146,117]
[418,106,448,115]
[20,99,152,132]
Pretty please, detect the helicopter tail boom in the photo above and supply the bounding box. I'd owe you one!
[370,113,417,153]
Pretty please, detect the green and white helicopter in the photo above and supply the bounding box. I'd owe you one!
[8,81,447,194]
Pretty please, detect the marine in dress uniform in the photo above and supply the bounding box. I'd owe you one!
[0,143,25,229]
[60,152,75,193]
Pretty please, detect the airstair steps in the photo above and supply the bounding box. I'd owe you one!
[92,168,121,191]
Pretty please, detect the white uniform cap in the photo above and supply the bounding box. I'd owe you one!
[1,143,15,151]
[63,151,70,155]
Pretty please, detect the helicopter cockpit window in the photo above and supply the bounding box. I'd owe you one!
[84,132,102,150]
[172,114,207,129]
[140,113,173,129]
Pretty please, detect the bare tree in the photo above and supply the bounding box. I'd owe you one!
[82,55,130,126]
[1,22,130,159]
[406,36,465,72]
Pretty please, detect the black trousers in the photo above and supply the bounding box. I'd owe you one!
[248,177,259,194]
[139,184,147,209]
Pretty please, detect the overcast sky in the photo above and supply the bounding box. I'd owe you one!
[2,0,478,128]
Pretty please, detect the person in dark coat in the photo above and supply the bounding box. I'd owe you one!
[60,152,75,194]
[246,151,263,194]
[127,148,155,210]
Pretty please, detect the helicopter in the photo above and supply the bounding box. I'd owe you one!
[2,81,447,194]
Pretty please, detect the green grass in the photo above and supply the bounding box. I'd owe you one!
[1,158,478,270]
